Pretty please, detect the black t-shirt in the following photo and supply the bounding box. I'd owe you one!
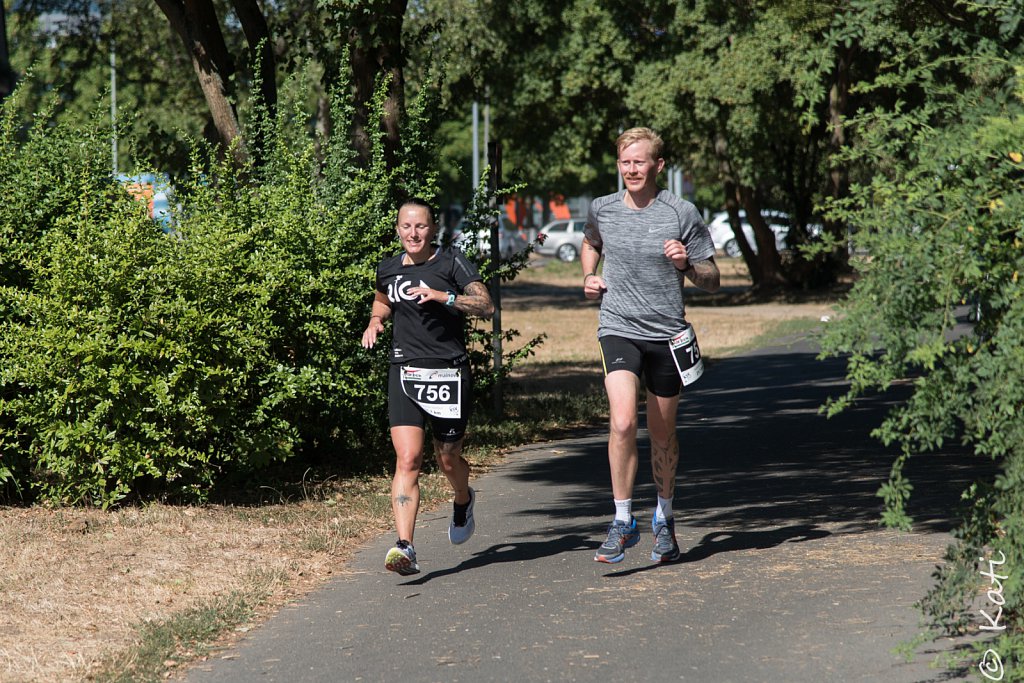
[376,247,483,364]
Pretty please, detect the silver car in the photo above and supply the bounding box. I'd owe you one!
[536,218,586,262]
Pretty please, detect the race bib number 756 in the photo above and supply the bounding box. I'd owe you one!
[400,367,462,418]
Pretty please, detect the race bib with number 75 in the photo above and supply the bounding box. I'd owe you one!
[669,323,704,387]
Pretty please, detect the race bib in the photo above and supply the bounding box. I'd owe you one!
[400,366,462,419]
[669,324,704,387]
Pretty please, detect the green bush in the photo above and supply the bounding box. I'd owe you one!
[0,73,542,506]
[818,27,1023,679]
[0,76,444,506]
[447,182,546,404]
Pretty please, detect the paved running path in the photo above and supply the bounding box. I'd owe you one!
[188,338,980,682]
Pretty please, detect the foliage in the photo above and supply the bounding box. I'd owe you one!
[409,0,672,201]
[442,178,546,401]
[9,0,212,174]
[818,1,1024,676]
[0,69,444,506]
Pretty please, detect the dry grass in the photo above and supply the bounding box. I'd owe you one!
[0,255,844,683]
[0,475,452,682]
[503,257,837,375]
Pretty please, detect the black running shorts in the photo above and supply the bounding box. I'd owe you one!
[598,335,682,397]
[388,359,473,442]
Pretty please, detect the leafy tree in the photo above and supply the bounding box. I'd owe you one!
[409,0,664,211]
[417,0,850,287]
[627,1,856,288]
[818,0,1024,675]
[9,0,213,173]
[154,0,277,165]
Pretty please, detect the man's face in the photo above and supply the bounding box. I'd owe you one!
[617,140,664,194]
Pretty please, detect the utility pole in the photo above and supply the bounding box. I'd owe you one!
[488,140,503,419]
[109,31,117,174]
[108,1,117,176]
[471,102,479,190]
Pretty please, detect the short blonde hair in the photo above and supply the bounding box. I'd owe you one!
[616,127,664,159]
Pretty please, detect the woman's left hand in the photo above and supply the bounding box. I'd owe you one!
[407,285,440,305]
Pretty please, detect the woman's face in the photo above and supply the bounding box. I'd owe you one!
[396,205,436,258]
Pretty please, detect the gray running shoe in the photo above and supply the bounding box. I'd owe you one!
[384,539,420,575]
[594,517,640,563]
[651,517,681,562]
[448,487,476,545]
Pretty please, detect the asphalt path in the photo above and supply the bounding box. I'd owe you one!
[188,336,983,683]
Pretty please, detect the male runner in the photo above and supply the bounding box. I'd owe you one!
[581,127,720,563]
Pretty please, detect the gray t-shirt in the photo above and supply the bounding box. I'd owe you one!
[584,189,715,340]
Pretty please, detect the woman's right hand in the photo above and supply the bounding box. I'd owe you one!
[362,317,385,348]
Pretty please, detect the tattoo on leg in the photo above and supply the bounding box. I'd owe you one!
[395,494,412,506]
[651,432,679,498]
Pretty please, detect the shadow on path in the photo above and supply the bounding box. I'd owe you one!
[400,534,601,586]
[601,524,832,578]
[509,348,990,536]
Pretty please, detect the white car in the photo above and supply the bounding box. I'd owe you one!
[535,218,585,262]
[706,210,820,257]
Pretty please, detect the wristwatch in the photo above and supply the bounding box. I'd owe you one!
[445,290,457,307]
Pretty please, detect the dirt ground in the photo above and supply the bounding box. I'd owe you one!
[0,256,844,683]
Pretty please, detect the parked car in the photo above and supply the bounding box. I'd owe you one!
[535,218,586,262]
[450,216,528,259]
[706,210,820,257]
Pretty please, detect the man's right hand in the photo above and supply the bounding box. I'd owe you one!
[583,274,607,300]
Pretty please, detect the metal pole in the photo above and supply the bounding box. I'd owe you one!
[110,36,117,174]
[488,140,503,419]
[483,87,490,169]
[617,127,623,193]
[471,102,479,191]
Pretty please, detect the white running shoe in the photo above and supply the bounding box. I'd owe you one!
[448,487,476,545]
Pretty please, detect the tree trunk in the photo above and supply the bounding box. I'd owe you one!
[230,0,276,115]
[827,43,855,266]
[736,185,786,284]
[715,132,790,287]
[0,0,15,100]
[348,0,408,169]
[155,0,248,166]
[313,89,332,162]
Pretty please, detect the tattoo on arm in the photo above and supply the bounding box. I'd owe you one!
[454,281,496,319]
[684,259,721,293]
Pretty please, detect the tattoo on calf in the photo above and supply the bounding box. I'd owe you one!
[395,494,412,506]
[651,433,679,496]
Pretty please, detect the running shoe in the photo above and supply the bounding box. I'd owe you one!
[448,487,476,545]
[651,517,681,563]
[594,517,640,563]
[384,539,420,575]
